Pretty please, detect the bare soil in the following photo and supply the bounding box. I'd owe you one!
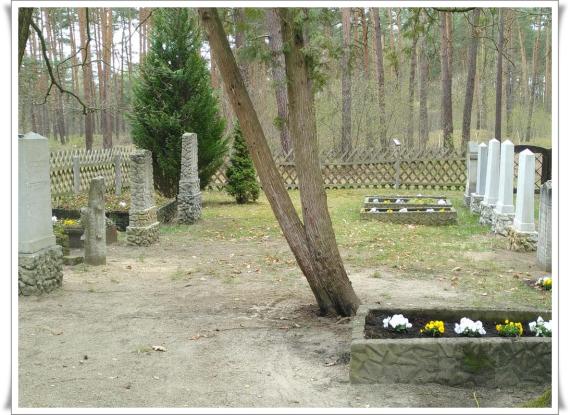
[18,224,549,408]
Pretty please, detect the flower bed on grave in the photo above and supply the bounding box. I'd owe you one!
[350,305,551,387]
[363,195,453,209]
[52,217,118,249]
[52,191,176,231]
[360,206,457,225]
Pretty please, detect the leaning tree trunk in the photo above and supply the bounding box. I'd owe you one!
[340,8,352,159]
[495,9,505,140]
[461,8,480,153]
[372,8,387,148]
[265,9,291,157]
[198,8,360,316]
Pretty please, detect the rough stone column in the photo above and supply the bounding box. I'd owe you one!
[126,150,160,246]
[537,180,552,270]
[18,132,63,295]
[492,140,515,235]
[479,139,501,225]
[176,132,202,224]
[470,143,487,214]
[464,142,479,207]
[80,177,106,265]
[507,149,538,252]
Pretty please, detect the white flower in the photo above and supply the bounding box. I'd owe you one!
[529,316,552,337]
[426,208,435,212]
[119,201,127,208]
[395,199,404,204]
[51,216,58,223]
[454,317,486,336]
[437,199,446,205]
[383,314,412,331]
[369,207,379,213]
[399,208,408,212]
[373,198,379,203]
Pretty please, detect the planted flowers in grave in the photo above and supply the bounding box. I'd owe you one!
[361,194,457,225]
[350,305,551,387]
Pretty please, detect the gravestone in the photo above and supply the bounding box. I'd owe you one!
[507,149,538,252]
[18,132,63,295]
[469,143,488,214]
[81,177,106,265]
[479,139,501,225]
[492,140,515,235]
[126,150,160,246]
[463,142,479,207]
[176,132,202,223]
[537,180,552,271]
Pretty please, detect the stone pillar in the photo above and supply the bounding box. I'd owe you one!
[469,143,488,214]
[126,150,160,246]
[492,140,515,235]
[537,180,552,270]
[479,138,501,225]
[176,132,202,224]
[507,149,538,252]
[18,132,63,295]
[81,177,106,265]
[464,142,479,207]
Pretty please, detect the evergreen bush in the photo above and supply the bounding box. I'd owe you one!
[225,122,260,204]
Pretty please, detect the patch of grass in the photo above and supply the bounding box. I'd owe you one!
[170,268,191,281]
[133,345,153,354]
[521,389,551,408]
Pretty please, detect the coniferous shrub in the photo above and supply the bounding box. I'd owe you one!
[130,8,227,197]
[225,122,260,204]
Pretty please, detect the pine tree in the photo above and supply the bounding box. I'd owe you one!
[130,8,227,197]
[225,122,260,204]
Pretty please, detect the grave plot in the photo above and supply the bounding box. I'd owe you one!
[350,304,551,387]
[360,195,457,225]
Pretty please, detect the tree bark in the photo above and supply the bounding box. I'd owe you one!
[265,9,291,157]
[372,8,387,147]
[461,8,480,151]
[524,13,542,142]
[233,8,249,88]
[406,33,418,147]
[544,21,551,113]
[439,11,454,150]
[495,9,505,140]
[517,17,529,105]
[341,8,352,159]
[418,9,429,147]
[197,8,360,316]
[18,8,34,69]
[101,7,113,148]
[361,8,370,79]
[506,10,515,137]
[78,8,94,150]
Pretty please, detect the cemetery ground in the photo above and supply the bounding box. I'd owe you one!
[18,188,551,408]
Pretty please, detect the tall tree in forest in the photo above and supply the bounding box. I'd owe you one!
[544,18,551,112]
[524,12,543,142]
[340,8,352,158]
[78,8,94,150]
[517,16,529,105]
[198,8,361,316]
[265,8,291,156]
[418,9,429,146]
[360,8,370,79]
[406,24,418,146]
[101,8,113,148]
[372,8,386,147]
[505,10,515,138]
[461,8,481,151]
[18,8,34,69]
[130,8,227,196]
[439,11,454,150]
[494,8,505,140]
[233,8,249,87]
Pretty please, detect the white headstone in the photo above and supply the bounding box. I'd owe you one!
[513,149,536,232]
[495,140,515,214]
[483,138,501,205]
[475,143,488,195]
[18,132,56,253]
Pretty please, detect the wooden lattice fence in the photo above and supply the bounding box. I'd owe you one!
[50,146,135,201]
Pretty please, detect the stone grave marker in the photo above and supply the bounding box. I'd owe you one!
[479,138,500,225]
[176,132,202,223]
[18,132,63,295]
[469,142,488,214]
[507,149,538,251]
[492,140,515,235]
[464,142,479,207]
[126,150,160,246]
[537,180,552,271]
[81,176,106,265]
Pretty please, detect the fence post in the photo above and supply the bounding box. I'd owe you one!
[114,154,122,196]
[392,139,401,189]
[73,155,80,194]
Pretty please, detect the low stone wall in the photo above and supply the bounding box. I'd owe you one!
[360,208,457,226]
[19,245,63,296]
[350,304,551,387]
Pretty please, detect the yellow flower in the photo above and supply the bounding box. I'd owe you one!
[387,209,393,213]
